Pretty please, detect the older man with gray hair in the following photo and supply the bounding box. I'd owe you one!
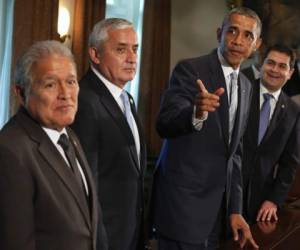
[0,40,107,250]
[71,18,146,250]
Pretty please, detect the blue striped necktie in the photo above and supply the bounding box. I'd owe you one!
[258,93,273,144]
[121,91,134,134]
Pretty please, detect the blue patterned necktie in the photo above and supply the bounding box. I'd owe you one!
[120,91,134,133]
[258,93,273,144]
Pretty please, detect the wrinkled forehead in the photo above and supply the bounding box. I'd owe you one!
[224,13,259,36]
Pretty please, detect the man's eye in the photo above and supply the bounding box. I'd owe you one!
[266,60,275,66]
[133,47,138,54]
[227,28,236,35]
[44,82,55,88]
[279,64,288,70]
[116,48,125,53]
[244,32,254,41]
[67,79,77,85]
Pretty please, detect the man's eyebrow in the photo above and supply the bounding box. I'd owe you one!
[116,43,129,46]
[116,42,138,46]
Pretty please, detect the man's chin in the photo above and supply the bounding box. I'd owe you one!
[227,57,244,68]
[56,116,76,128]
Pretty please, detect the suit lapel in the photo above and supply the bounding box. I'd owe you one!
[262,92,287,143]
[16,110,92,231]
[208,51,230,147]
[230,75,252,150]
[38,138,92,229]
[87,70,141,173]
[129,94,146,173]
[67,128,98,236]
[248,81,261,146]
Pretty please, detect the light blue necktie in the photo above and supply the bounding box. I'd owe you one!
[258,93,273,144]
[121,91,134,133]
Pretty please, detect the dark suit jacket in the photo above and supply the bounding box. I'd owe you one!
[153,49,252,244]
[242,65,259,84]
[0,108,104,250]
[282,62,300,96]
[71,69,146,250]
[243,81,300,223]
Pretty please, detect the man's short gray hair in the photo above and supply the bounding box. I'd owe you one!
[14,40,75,98]
[88,18,134,51]
[222,7,262,38]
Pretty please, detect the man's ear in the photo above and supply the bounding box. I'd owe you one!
[88,47,100,64]
[254,37,262,52]
[14,86,25,106]
[216,27,222,43]
[287,68,295,80]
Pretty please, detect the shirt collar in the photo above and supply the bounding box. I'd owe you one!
[259,82,281,101]
[217,48,240,78]
[252,64,260,80]
[91,65,123,99]
[42,127,68,145]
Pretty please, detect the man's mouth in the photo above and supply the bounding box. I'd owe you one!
[56,105,74,111]
[229,49,243,57]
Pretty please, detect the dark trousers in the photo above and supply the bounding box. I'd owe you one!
[157,199,225,250]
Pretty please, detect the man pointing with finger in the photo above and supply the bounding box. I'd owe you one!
[153,7,262,250]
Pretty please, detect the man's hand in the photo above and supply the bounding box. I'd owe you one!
[257,221,277,234]
[230,213,259,249]
[256,200,278,222]
[195,79,225,119]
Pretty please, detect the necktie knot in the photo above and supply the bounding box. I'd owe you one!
[263,93,273,101]
[58,133,70,152]
[121,91,130,112]
[231,71,238,82]
[120,91,134,130]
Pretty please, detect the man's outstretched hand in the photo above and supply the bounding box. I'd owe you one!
[195,79,224,119]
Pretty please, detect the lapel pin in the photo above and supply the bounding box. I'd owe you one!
[281,104,285,108]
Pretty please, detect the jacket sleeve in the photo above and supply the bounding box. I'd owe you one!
[267,113,300,206]
[0,145,36,250]
[156,60,200,138]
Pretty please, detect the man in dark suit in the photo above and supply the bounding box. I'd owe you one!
[243,44,300,224]
[0,40,107,250]
[282,46,300,97]
[242,63,260,83]
[153,7,262,250]
[71,18,146,250]
[242,49,262,84]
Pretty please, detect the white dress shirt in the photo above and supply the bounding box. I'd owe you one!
[42,127,89,195]
[91,66,141,162]
[193,48,240,131]
[259,83,281,122]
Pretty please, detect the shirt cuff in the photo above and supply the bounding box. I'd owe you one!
[192,105,208,131]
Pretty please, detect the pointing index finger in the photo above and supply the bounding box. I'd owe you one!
[196,79,208,94]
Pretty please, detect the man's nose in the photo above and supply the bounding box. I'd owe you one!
[58,82,70,99]
[232,32,243,45]
[127,50,137,63]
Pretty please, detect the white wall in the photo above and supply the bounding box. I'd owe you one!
[170,0,227,70]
